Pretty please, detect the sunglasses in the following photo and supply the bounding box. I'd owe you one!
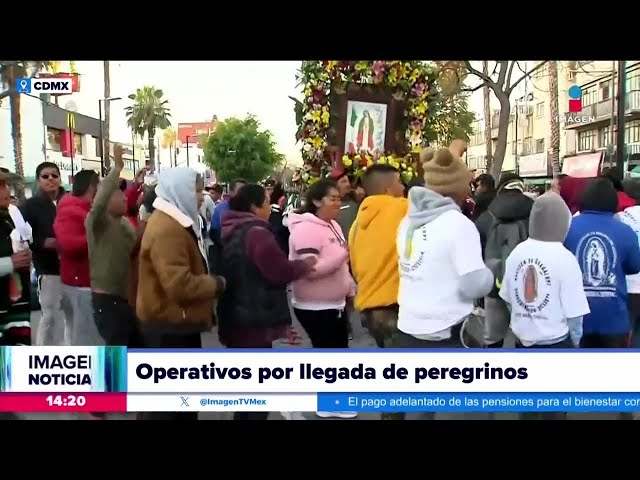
[40,173,59,180]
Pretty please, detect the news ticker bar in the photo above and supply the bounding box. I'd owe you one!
[2,393,640,413]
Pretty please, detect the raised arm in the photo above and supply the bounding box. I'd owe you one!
[86,145,124,232]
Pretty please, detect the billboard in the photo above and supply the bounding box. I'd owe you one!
[177,121,217,145]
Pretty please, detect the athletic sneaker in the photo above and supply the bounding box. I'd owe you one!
[316,411,358,419]
[280,411,306,420]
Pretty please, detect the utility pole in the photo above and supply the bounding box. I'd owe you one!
[615,61,627,181]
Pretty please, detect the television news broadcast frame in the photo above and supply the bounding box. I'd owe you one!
[2,346,640,413]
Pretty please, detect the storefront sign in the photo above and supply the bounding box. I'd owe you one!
[518,153,548,177]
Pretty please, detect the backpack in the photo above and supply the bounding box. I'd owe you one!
[484,213,529,298]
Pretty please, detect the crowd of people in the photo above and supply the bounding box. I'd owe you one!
[2,138,640,421]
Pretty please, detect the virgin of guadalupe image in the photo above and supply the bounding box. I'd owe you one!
[523,264,538,303]
[586,239,605,285]
[357,110,375,153]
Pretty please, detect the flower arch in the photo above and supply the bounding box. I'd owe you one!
[296,61,439,183]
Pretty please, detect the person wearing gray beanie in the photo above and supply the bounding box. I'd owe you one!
[500,192,591,420]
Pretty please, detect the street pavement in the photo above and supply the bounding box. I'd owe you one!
[9,310,624,420]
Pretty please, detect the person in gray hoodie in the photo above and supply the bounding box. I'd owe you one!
[392,148,493,420]
[499,192,589,420]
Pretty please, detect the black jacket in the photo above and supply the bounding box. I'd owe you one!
[475,190,534,256]
[217,221,291,330]
[20,189,65,275]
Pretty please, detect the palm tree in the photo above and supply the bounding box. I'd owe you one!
[548,62,560,178]
[0,61,50,198]
[124,86,171,171]
[161,127,177,167]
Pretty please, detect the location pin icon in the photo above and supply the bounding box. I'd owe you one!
[19,80,27,91]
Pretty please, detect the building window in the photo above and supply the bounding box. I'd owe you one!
[599,126,612,148]
[536,102,544,118]
[626,120,640,144]
[93,136,102,157]
[535,139,545,153]
[47,128,62,152]
[627,69,640,92]
[600,80,611,101]
[74,133,83,155]
[581,85,598,107]
[578,130,596,152]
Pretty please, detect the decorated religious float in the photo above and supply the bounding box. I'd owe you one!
[292,61,444,185]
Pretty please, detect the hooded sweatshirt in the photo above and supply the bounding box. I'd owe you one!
[349,194,408,311]
[53,194,92,287]
[499,193,590,346]
[564,185,640,335]
[617,205,640,293]
[288,212,356,309]
[396,187,492,339]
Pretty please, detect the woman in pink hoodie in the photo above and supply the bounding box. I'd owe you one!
[289,179,356,350]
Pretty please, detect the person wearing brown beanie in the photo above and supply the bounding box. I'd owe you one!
[391,148,493,420]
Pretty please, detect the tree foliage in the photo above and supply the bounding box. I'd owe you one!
[444,61,548,179]
[0,61,51,197]
[124,86,171,171]
[204,115,283,183]
[429,89,476,146]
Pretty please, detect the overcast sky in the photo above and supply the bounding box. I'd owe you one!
[65,61,537,165]
[70,61,304,163]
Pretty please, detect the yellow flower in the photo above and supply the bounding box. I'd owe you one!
[411,145,423,153]
[407,166,413,172]
[327,61,337,71]
[415,103,427,114]
[406,171,414,179]
[321,110,330,125]
[311,110,321,122]
[367,158,374,167]
[343,157,353,167]
[392,161,400,169]
[312,136,324,149]
[354,154,361,162]
[410,69,419,81]
[304,87,312,97]
[378,156,387,164]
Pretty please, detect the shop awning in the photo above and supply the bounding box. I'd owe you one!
[562,152,603,178]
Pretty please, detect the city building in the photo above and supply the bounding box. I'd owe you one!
[466,61,571,185]
[466,61,640,183]
[562,61,640,178]
[174,120,218,179]
[0,94,103,194]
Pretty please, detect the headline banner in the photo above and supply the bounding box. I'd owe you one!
[3,347,640,395]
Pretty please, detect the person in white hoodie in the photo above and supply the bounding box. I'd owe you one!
[618,179,640,347]
[500,192,590,420]
[394,148,493,420]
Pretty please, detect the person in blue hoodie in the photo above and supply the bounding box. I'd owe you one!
[564,177,640,348]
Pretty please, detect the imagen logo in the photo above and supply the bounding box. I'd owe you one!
[555,85,595,125]
[568,85,582,113]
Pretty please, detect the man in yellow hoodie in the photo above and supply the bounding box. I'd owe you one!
[349,163,407,347]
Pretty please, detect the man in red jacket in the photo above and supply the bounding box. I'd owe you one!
[53,170,102,346]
